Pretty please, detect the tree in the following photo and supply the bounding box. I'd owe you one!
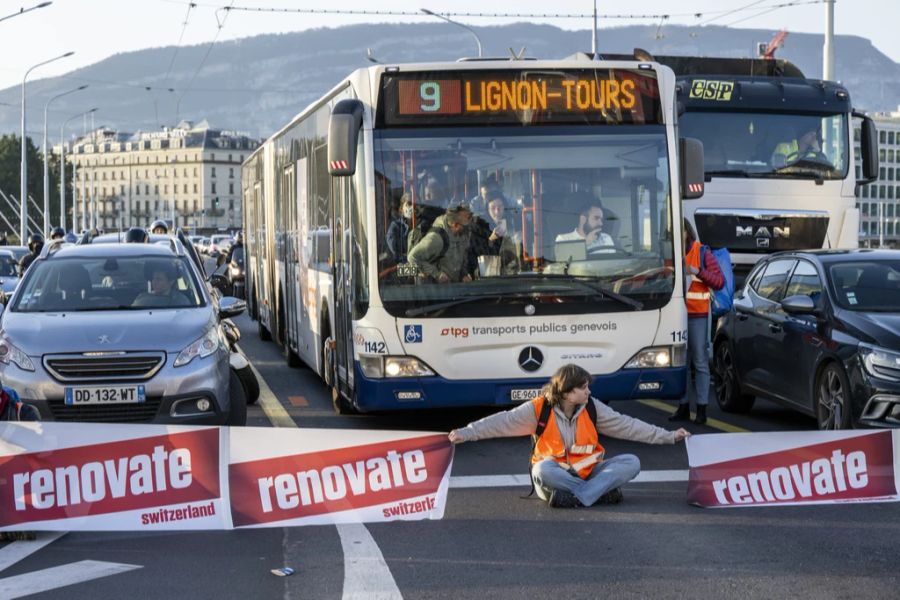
[0,134,70,242]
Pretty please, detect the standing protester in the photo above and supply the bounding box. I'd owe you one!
[449,364,690,508]
[0,232,9,246]
[670,220,724,425]
[17,233,44,277]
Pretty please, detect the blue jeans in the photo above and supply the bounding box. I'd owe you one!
[683,316,711,407]
[532,455,641,506]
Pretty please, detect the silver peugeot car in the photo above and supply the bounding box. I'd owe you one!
[0,239,246,425]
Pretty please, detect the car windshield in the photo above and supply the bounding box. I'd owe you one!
[828,260,900,311]
[12,255,205,312]
[679,111,848,180]
[0,254,17,277]
[374,127,675,316]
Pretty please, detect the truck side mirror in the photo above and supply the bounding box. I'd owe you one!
[327,99,365,177]
[680,137,705,200]
[858,115,879,184]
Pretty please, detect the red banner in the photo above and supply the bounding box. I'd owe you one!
[687,431,897,507]
[0,428,221,527]
[230,434,452,527]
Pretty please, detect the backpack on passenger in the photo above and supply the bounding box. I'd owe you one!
[406,204,450,259]
[702,245,735,317]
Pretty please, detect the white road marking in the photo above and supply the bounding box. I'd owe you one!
[449,469,689,488]
[337,523,403,600]
[246,351,403,600]
[0,559,141,599]
[0,532,67,573]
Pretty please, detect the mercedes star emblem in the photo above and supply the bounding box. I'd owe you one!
[518,346,543,372]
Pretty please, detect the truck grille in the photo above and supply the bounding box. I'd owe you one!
[44,352,165,382]
[47,398,163,423]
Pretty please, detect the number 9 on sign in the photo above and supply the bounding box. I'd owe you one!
[419,82,441,112]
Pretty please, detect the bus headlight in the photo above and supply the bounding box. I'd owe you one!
[359,355,435,378]
[625,346,682,369]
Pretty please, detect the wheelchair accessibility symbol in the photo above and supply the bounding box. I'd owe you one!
[404,325,423,343]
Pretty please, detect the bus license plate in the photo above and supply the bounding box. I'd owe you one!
[511,388,541,402]
[65,385,146,405]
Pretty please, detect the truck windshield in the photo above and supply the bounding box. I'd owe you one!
[373,127,675,318]
[679,111,848,180]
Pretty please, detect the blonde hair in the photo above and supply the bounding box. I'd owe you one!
[541,363,592,406]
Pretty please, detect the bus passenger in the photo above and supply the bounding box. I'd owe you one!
[386,193,412,262]
[555,200,615,254]
[407,204,474,283]
[480,193,520,275]
[449,364,690,508]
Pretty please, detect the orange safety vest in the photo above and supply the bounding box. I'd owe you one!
[685,240,711,314]
[530,397,605,479]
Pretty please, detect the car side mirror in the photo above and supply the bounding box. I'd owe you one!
[781,294,816,315]
[209,272,229,291]
[218,296,246,319]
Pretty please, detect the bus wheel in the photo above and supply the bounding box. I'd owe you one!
[258,319,271,341]
[332,386,358,415]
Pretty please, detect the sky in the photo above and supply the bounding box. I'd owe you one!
[0,0,897,92]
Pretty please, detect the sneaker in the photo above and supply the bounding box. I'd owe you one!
[595,488,624,505]
[548,489,583,509]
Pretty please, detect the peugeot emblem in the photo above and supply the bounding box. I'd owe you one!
[518,346,543,372]
[98,335,111,344]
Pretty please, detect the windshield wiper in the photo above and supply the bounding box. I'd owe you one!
[705,169,753,178]
[404,294,504,317]
[513,274,644,311]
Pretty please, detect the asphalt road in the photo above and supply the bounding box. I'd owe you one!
[1,310,899,599]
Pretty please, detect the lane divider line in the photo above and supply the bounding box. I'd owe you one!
[0,559,141,599]
[243,345,402,600]
[0,532,67,573]
[450,469,688,489]
[637,399,750,433]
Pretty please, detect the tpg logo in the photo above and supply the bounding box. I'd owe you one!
[440,327,469,338]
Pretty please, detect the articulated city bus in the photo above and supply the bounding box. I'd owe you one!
[654,56,879,278]
[242,57,705,413]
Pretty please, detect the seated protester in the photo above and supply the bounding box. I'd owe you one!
[555,200,616,255]
[386,193,413,262]
[449,364,689,508]
[407,204,474,283]
[133,262,191,307]
[479,193,521,275]
[0,383,39,541]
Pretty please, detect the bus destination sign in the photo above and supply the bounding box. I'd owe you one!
[379,69,661,127]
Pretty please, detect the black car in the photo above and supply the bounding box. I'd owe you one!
[713,249,900,429]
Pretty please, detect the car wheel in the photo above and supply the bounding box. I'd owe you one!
[816,362,852,430]
[235,365,260,406]
[713,341,755,413]
[227,369,248,426]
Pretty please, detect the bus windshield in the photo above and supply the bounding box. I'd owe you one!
[680,111,848,180]
[374,127,675,317]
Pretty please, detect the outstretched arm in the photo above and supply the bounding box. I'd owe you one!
[449,401,538,444]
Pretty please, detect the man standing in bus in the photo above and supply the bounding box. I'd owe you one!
[449,364,690,508]
[408,204,474,283]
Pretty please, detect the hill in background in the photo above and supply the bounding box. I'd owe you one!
[1,22,897,139]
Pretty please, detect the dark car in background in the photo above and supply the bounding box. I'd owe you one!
[713,249,900,429]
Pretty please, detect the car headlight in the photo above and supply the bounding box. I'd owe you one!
[174,328,223,367]
[859,343,900,381]
[0,335,34,371]
[359,355,435,378]
[624,346,681,369]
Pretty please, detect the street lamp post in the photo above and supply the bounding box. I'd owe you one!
[44,85,87,235]
[0,1,51,24]
[20,50,74,242]
[60,107,96,232]
[420,8,483,58]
